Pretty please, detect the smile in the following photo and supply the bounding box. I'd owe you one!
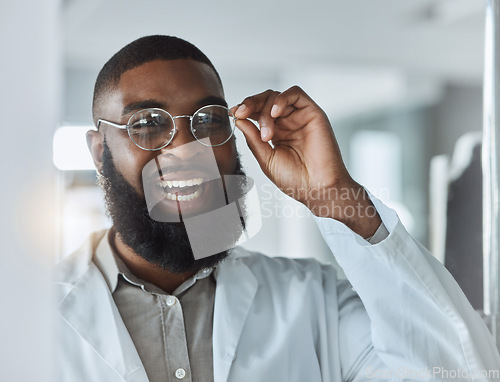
[160,177,204,201]
[161,178,203,188]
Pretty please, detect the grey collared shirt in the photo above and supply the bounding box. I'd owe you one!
[93,231,216,382]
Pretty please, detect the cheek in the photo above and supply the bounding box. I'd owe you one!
[109,136,154,191]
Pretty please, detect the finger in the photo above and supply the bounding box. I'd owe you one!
[229,105,260,123]
[257,91,280,142]
[231,98,296,120]
[232,89,277,120]
[229,104,240,115]
[235,119,274,172]
[239,101,295,122]
[270,85,314,119]
[279,105,296,118]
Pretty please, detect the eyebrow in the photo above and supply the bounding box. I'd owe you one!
[196,96,228,108]
[121,96,228,117]
[122,100,165,117]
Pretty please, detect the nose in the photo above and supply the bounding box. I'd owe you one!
[160,116,201,160]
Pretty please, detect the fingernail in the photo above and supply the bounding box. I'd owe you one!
[271,104,279,117]
[261,126,270,140]
[236,104,246,117]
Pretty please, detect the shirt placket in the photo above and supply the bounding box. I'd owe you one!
[160,294,193,382]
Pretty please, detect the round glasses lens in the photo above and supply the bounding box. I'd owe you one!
[191,105,235,146]
[127,109,175,150]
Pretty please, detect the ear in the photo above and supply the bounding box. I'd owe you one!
[86,130,104,174]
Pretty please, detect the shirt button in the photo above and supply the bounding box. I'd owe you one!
[175,368,186,379]
[166,296,176,306]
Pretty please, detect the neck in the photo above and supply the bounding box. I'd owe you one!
[109,228,196,294]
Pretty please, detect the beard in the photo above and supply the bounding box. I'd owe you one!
[100,140,247,274]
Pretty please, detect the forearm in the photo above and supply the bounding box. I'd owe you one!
[307,181,382,239]
[316,194,500,379]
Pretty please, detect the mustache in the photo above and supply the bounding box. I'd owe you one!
[143,154,221,184]
[154,161,218,176]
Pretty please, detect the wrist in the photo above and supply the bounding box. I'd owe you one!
[306,182,382,238]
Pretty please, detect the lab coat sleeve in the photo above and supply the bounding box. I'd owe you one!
[315,193,500,381]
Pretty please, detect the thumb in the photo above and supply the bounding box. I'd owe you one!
[235,119,274,171]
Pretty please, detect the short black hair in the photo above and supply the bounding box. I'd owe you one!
[92,35,222,123]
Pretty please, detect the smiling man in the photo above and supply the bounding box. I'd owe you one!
[55,36,500,381]
[91,57,246,283]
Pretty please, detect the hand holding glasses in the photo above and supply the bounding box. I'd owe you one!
[97,105,236,151]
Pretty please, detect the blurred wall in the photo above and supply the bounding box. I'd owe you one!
[0,0,61,380]
[433,83,483,157]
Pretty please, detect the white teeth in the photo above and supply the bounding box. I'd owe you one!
[162,178,203,189]
[165,188,202,202]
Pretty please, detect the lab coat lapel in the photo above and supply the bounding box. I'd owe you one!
[58,264,148,382]
[212,256,258,382]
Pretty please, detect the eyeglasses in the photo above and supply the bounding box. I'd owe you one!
[96,104,236,151]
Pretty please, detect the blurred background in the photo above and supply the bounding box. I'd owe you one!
[0,0,489,379]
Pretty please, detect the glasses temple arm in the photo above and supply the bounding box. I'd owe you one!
[97,119,128,130]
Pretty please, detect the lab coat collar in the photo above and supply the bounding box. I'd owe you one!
[57,261,148,381]
[56,232,259,382]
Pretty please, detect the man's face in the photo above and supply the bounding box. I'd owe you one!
[99,59,238,202]
[88,59,243,273]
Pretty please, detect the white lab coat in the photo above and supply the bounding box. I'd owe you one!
[54,196,500,381]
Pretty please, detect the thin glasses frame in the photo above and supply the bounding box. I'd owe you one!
[96,104,237,151]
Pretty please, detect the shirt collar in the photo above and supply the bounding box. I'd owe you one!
[93,229,214,295]
[93,229,120,293]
